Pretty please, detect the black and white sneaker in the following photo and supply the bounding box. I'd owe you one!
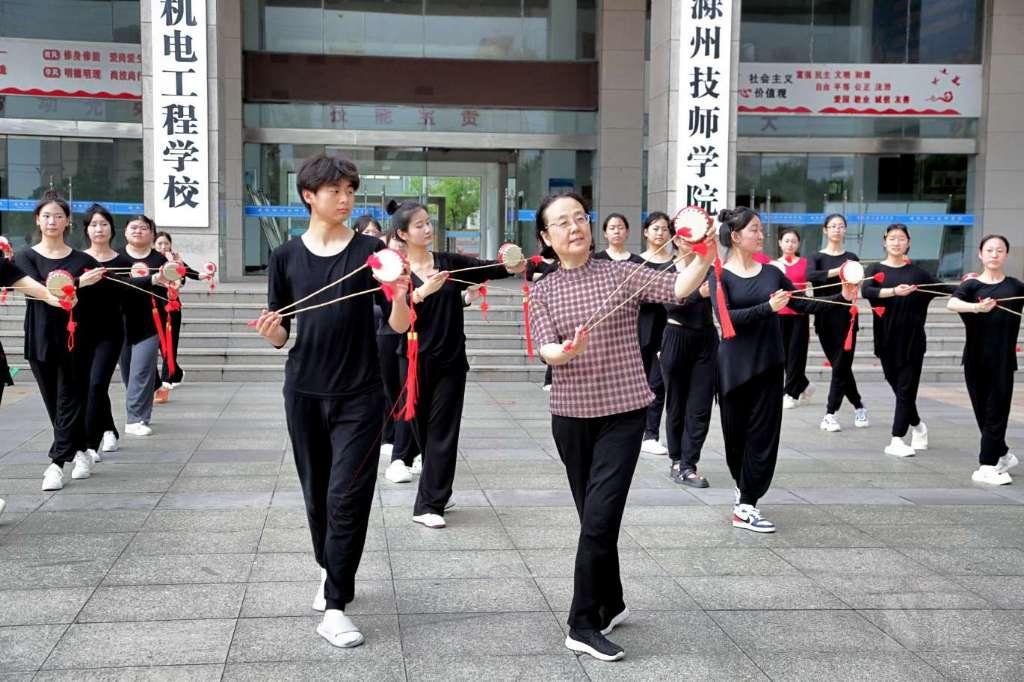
[600,607,629,636]
[565,628,625,662]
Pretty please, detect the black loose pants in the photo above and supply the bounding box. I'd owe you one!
[965,361,1015,466]
[640,342,666,440]
[660,325,716,469]
[30,351,90,466]
[85,333,123,450]
[284,389,382,611]
[551,408,644,632]
[719,367,784,507]
[881,354,924,438]
[780,314,810,400]
[816,314,863,414]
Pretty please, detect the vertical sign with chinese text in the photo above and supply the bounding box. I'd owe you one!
[675,0,732,216]
[151,0,209,228]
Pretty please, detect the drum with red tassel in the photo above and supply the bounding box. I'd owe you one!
[45,270,77,351]
[674,206,735,339]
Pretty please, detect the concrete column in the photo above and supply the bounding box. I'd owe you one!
[141,0,244,280]
[596,0,646,252]
[975,0,1024,277]
[648,0,740,222]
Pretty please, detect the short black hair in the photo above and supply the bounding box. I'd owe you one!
[823,213,847,229]
[353,215,382,234]
[778,227,801,242]
[296,153,360,213]
[642,211,671,234]
[716,207,759,249]
[535,191,589,260]
[601,212,629,233]
[884,223,909,239]
[82,203,115,236]
[125,214,156,233]
[33,191,71,239]
[979,233,1010,251]
[155,230,173,244]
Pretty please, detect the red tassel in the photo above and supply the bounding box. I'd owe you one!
[843,303,858,352]
[59,299,76,351]
[676,227,692,239]
[823,360,832,368]
[562,340,574,353]
[522,279,534,359]
[529,255,543,266]
[872,306,886,318]
[872,272,885,283]
[478,284,489,321]
[366,253,381,270]
[691,241,708,257]
[382,281,395,302]
[401,287,419,421]
[713,256,735,339]
[151,298,171,369]
[165,315,176,377]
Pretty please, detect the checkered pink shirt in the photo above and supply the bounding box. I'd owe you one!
[530,257,680,418]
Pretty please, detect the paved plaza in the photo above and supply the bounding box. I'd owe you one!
[1,379,1024,680]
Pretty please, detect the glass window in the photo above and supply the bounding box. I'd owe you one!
[737,115,977,139]
[245,0,596,60]
[0,0,140,43]
[736,151,972,276]
[1,96,143,123]
[740,0,983,64]
[0,135,143,250]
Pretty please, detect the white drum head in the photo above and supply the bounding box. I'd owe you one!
[497,243,524,269]
[130,262,150,278]
[160,261,184,282]
[371,248,406,283]
[839,260,865,284]
[203,261,217,276]
[46,269,75,297]
[672,206,712,242]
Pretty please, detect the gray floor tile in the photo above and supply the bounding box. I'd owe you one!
[521,548,666,578]
[404,655,587,682]
[10,510,150,535]
[898,547,1024,575]
[0,557,116,589]
[240,580,396,617]
[389,549,531,579]
[156,493,273,510]
[0,624,68,672]
[223,661,403,681]
[748,652,944,681]
[813,575,993,609]
[126,529,262,555]
[226,615,402,663]
[249,551,389,582]
[77,584,246,622]
[399,612,565,657]
[681,575,846,611]
[32,665,225,681]
[103,553,255,585]
[39,493,163,512]
[648,548,799,577]
[383,524,513,551]
[142,509,269,532]
[862,610,1024,651]
[395,577,547,614]
[42,619,236,669]
[953,576,1024,608]
[0,532,132,561]
[711,610,904,653]
[536,576,700,614]
[579,653,766,681]
[917,651,1024,681]
[0,588,92,626]
[772,547,935,576]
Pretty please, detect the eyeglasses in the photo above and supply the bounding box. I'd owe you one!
[39,213,67,222]
[547,212,591,231]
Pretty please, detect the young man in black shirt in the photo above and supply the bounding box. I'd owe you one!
[254,154,410,648]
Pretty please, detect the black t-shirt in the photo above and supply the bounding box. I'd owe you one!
[403,252,514,372]
[862,262,946,366]
[637,258,673,350]
[710,264,844,395]
[665,288,714,331]
[807,250,861,335]
[116,249,170,345]
[269,233,388,398]
[14,247,99,362]
[0,255,25,288]
[80,252,131,342]
[952,276,1024,372]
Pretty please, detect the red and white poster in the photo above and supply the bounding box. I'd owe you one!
[0,37,142,100]
[737,63,982,117]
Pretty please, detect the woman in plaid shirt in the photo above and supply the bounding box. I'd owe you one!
[529,192,713,662]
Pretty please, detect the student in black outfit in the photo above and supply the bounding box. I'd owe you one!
[0,251,67,518]
[118,215,172,436]
[154,231,201,396]
[807,213,868,432]
[708,207,854,533]
[82,204,131,460]
[593,213,642,263]
[15,193,105,491]
[660,234,716,487]
[388,199,524,529]
[254,154,410,648]
[948,234,1024,486]
[862,224,949,459]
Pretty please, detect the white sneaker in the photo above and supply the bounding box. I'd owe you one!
[42,464,64,491]
[87,448,101,464]
[911,422,928,450]
[99,431,118,452]
[884,437,916,458]
[542,384,552,392]
[412,513,446,529]
[313,568,326,612]
[168,381,182,389]
[379,443,394,457]
[71,451,92,480]
[996,453,1019,474]
[384,460,412,483]
[783,395,798,410]
[640,439,669,456]
[972,465,1012,486]
[124,422,152,437]
[854,408,870,428]
[820,414,841,432]
[161,381,173,390]
[0,498,6,520]
[316,609,364,648]
[734,487,741,506]
[410,454,423,474]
